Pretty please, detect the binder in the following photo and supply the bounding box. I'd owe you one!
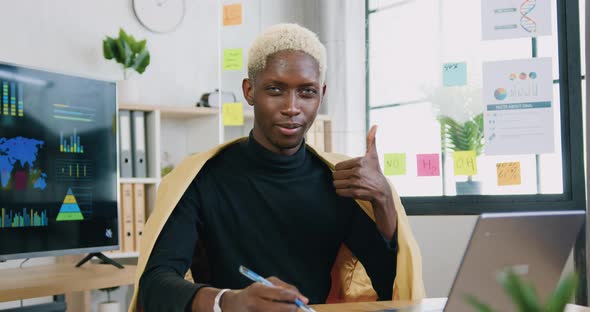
[131,110,147,178]
[133,183,145,251]
[119,110,133,178]
[120,183,135,252]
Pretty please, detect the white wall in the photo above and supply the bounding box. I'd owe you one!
[0,0,219,107]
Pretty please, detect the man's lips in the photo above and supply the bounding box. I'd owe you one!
[276,123,303,135]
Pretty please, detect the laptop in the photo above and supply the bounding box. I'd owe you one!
[383,210,585,312]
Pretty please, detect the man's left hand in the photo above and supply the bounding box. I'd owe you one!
[332,125,397,239]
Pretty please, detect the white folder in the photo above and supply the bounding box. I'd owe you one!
[119,110,133,178]
[131,111,147,178]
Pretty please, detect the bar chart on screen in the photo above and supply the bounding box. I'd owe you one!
[53,103,95,123]
[1,207,48,228]
[60,129,85,154]
[1,81,24,117]
[55,159,93,182]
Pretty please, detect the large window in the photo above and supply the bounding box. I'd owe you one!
[367,0,584,214]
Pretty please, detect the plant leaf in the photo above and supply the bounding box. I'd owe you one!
[132,49,150,74]
[498,270,542,312]
[118,28,129,43]
[465,295,496,312]
[544,273,578,312]
[438,113,484,155]
[134,39,147,54]
[127,35,138,53]
[117,36,133,68]
[102,38,113,60]
[107,37,121,62]
[104,28,148,74]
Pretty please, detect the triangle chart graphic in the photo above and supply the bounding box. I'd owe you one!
[56,188,84,221]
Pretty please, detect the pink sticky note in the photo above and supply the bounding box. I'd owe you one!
[417,154,440,177]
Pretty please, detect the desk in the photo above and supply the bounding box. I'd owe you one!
[311,298,590,312]
[311,298,444,312]
[0,263,136,302]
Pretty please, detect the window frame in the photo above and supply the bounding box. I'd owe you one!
[365,0,585,216]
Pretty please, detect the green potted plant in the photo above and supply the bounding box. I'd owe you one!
[439,113,484,195]
[467,269,578,312]
[103,28,150,104]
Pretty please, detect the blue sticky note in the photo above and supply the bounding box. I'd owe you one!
[443,62,467,87]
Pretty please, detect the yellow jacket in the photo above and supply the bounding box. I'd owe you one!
[128,138,425,311]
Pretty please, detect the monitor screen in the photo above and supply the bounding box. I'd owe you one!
[0,62,118,260]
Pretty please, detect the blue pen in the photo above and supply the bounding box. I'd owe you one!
[239,265,317,312]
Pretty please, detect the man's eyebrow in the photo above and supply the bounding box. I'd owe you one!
[264,79,287,86]
[297,82,319,87]
[260,79,320,88]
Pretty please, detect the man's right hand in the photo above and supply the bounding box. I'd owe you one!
[193,276,309,312]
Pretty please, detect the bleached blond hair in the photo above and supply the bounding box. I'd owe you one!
[247,23,327,85]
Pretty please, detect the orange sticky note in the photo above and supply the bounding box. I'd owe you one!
[222,102,243,126]
[497,162,521,186]
[453,151,477,176]
[223,3,242,26]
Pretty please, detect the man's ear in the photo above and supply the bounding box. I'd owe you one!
[242,78,254,107]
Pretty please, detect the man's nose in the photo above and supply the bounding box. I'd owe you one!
[281,91,301,116]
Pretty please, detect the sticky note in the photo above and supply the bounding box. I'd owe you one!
[453,151,477,176]
[417,153,440,177]
[443,62,467,87]
[222,102,244,126]
[497,162,521,186]
[223,48,243,71]
[223,3,242,26]
[384,153,406,176]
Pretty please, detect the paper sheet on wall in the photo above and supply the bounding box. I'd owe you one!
[483,58,554,155]
[443,62,467,87]
[453,151,477,176]
[223,3,243,26]
[416,153,440,177]
[222,102,244,126]
[384,153,406,176]
[497,162,521,186]
[481,0,552,40]
[223,48,243,71]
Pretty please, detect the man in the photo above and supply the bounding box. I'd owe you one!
[130,23,424,312]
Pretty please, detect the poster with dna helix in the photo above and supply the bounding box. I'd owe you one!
[482,0,551,40]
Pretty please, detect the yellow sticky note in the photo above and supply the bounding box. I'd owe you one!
[222,102,243,126]
[223,3,242,26]
[223,48,243,71]
[453,151,477,176]
[384,153,406,176]
[497,162,521,186]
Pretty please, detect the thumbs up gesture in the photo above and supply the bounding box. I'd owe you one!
[333,125,397,239]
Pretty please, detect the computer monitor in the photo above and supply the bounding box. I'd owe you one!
[0,61,118,261]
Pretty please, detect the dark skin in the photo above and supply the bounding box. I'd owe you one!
[191,50,397,312]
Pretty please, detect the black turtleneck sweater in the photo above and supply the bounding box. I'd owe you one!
[139,134,397,312]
